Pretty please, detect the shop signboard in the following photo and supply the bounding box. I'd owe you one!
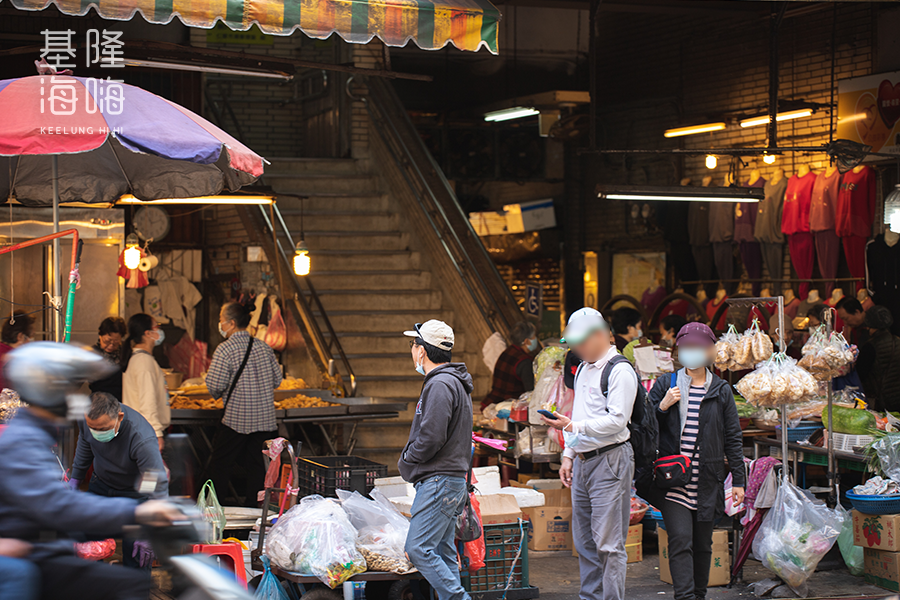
[837,70,900,157]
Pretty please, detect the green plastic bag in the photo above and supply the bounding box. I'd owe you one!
[197,480,226,544]
[836,504,864,576]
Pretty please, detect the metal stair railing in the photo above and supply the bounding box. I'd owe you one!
[248,203,357,397]
[356,76,521,341]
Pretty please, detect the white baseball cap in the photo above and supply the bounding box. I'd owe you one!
[403,320,455,351]
[560,308,608,345]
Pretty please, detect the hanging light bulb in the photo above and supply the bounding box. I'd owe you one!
[885,184,900,233]
[293,240,310,276]
[705,154,717,170]
[763,153,776,165]
[124,233,142,270]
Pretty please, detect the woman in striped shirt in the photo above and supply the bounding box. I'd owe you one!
[649,323,745,600]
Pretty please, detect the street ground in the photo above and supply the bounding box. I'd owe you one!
[530,533,891,600]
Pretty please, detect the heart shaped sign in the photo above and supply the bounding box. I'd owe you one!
[877,79,900,129]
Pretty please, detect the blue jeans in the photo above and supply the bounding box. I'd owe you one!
[0,555,39,600]
[405,475,469,600]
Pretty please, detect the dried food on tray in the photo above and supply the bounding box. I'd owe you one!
[274,394,339,410]
[170,396,223,410]
[173,384,210,396]
[277,377,309,390]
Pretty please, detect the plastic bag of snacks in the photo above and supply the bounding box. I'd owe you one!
[752,480,844,595]
[74,538,116,561]
[798,326,854,381]
[736,354,818,407]
[714,320,773,372]
[337,489,415,575]
[266,495,366,588]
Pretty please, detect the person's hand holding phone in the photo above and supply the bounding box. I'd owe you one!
[540,410,571,431]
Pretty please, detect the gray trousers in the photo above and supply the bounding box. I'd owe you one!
[572,442,634,600]
[760,242,783,281]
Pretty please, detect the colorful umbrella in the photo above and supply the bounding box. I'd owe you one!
[0,74,265,205]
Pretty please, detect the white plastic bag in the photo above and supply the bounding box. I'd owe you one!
[752,481,844,595]
[482,332,508,373]
[265,495,366,588]
[337,488,413,572]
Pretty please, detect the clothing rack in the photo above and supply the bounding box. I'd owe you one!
[725,295,789,482]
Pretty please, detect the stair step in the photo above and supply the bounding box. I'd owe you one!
[340,356,421,376]
[353,378,426,401]
[312,290,442,311]
[317,309,448,332]
[277,194,390,212]
[285,232,410,251]
[265,157,360,175]
[325,332,466,354]
[268,175,378,195]
[282,213,398,233]
[309,271,432,291]
[312,251,420,271]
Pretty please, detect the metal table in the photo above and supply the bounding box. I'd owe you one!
[752,437,867,487]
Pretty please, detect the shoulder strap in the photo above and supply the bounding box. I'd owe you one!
[601,354,632,397]
[224,337,254,407]
[670,372,678,388]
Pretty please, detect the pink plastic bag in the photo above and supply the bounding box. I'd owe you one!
[264,298,287,352]
[547,383,574,449]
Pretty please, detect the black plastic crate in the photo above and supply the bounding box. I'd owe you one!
[463,520,537,599]
[296,456,387,498]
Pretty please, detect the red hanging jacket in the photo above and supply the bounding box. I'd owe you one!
[836,166,876,238]
[781,171,817,235]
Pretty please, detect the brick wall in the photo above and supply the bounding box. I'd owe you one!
[203,206,248,276]
[571,4,879,295]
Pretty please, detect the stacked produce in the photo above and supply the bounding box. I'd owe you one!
[798,326,854,381]
[714,320,773,372]
[735,353,818,407]
[278,377,308,390]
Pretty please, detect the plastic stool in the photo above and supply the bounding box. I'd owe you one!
[191,542,247,588]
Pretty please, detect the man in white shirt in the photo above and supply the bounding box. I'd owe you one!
[543,308,637,600]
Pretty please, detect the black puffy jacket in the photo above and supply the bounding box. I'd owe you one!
[648,370,745,522]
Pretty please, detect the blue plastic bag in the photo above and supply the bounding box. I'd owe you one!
[255,556,289,600]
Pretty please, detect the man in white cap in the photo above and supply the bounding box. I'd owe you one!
[542,308,637,600]
[400,320,474,600]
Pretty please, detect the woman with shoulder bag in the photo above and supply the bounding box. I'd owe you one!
[648,322,744,600]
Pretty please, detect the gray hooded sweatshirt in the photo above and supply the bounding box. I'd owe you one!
[399,362,474,484]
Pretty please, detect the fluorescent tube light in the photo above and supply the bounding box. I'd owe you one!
[663,122,727,138]
[484,107,540,122]
[118,194,274,205]
[597,185,763,203]
[123,58,293,81]
[740,109,813,128]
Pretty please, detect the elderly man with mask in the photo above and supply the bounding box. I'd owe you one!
[542,308,637,600]
[70,392,168,568]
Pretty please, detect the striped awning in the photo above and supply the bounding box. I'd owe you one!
[7,0,501,54]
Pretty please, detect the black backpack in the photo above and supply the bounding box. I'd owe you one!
[599,355,659,497]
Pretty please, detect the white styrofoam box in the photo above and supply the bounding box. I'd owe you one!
[374,475,416,499]
[390,495,415,515]
[472,466,501,494]
[495,486,546,508]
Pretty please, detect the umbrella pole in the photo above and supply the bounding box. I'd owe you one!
[51,155,61,342]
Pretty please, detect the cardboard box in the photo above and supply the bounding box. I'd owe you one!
[864,548,900,592]
[504,199,557,233]
[854,511,900,552]
[659,528,730,587]
[573,523,643,561]
[522,488,572,551]
[477,494,522,525]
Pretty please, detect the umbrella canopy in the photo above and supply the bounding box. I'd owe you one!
[0,75,265,206]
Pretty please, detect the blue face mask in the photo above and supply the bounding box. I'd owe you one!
[678,347,710,369]
[526,338,539,352]
[154,328,165,346]
[90,423,119,443]
[415,362,426,376]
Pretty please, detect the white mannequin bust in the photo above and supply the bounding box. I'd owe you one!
[807,289,821,303]
[702,176,714,187]
[886,229,900,247]
[770,168,785,184]
[696,288,708,303]
[783,288,796,303]
[831,288,844,304]
[715,288,727,302]
[748,168,762,186]
[797,164,812,178]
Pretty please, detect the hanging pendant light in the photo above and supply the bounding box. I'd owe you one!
[123,233,141,270]
[292,196,310,276]
[705,155,717,170]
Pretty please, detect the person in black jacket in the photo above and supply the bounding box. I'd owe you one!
[857,306,900,412]
[90,317,127,400]
[648,322,745,600]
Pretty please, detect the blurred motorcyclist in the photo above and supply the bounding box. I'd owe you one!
[0,342,182,600]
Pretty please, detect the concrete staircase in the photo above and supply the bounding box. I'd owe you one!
[265,157,486,472]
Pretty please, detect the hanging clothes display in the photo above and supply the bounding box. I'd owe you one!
[706,293,728,330]
[736,177,765,295]
[158,275,203,339]
[782,171,817,298]
[810,168,841,295]
[867,232,900,336]
[658,202,698,292]
[836,166,876,292]
[709,202,735,294]
[689,201,715,294]
[755,175,788,282]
